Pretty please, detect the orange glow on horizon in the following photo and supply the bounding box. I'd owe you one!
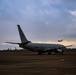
[33,41,76,47]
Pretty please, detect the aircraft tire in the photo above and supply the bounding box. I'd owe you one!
[38,52,42,55]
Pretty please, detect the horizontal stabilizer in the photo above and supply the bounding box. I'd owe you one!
[5,42,20,45]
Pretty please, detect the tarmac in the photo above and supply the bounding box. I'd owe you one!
[0,50,76,75]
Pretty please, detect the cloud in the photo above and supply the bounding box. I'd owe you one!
[0,0,76,49]
[0,13,2,17]
[61,10,76,40]
[69,10,76,17]
[41,0,62,6]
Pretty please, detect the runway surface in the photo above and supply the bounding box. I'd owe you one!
[0,50,76,75]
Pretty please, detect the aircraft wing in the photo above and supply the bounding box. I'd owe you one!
[65,45,73,47]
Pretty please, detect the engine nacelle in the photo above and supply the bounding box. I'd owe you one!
[56,49,63,53]
[57,49,62,52]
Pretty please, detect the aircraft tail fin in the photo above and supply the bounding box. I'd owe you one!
[17,25,29,43]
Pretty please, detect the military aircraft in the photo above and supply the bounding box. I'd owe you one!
[6,25,72,55]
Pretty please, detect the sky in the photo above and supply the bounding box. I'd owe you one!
[0,0,76,50]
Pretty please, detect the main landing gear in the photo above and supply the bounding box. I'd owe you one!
[38,52,42,55]
[38,52,52,55]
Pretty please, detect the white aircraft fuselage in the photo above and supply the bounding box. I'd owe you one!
[19,42,66,55]
[7,25,66,55]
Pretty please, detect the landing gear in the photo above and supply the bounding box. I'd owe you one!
[60,50,64,54]
[48,52,51,55]
[61,51,64,54]
[38,52,42,55]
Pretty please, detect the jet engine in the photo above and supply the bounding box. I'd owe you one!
[57,49,63,53]
[55,49,63,54]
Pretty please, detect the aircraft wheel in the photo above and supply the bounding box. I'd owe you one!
[38,52,42,55]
